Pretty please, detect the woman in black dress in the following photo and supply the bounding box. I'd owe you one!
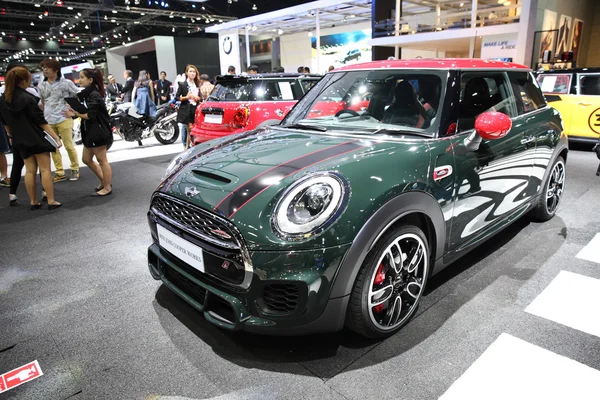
[0,67,63,210]
[175,64,201,148]
[64,68,113,196]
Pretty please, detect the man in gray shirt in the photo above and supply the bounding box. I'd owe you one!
[38,59,80,182]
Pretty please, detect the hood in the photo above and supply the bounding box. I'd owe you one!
[162,128,370,214]
[1,88,36,112]
[160,127,432,249]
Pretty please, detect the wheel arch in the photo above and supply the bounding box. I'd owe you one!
[330,191,446,299]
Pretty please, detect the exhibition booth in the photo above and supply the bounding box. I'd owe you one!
[205,0,599,75]
[105,35,220,84]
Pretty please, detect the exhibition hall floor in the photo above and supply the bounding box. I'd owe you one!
[1,142,599,399]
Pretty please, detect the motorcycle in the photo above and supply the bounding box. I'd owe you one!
[110,101,179,145]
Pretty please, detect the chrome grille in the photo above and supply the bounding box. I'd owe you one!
[151,194,240,249]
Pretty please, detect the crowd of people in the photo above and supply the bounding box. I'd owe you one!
[0,59,113,208]
[0,60,326,207]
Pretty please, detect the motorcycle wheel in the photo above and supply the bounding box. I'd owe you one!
[154,120,179,144]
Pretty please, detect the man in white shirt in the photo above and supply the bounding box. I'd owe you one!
[38,58,80,182]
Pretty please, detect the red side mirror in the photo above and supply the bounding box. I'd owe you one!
[474,111,512,140]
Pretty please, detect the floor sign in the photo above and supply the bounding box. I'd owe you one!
[0,360,43,394]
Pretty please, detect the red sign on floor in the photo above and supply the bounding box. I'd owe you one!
[0,360,43,394]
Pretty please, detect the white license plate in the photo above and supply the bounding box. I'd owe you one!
[157,225,205,273]
[204,114,223,124]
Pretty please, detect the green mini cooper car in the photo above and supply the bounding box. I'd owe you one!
[148,59,568,338]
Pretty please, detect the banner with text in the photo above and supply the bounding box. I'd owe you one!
[480,33,518,62]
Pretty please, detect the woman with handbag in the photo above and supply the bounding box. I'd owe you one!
[64,68,113,196]
[175,65,201,149]
[0,66,63,210]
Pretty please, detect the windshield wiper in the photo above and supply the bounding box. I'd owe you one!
[280,123,328,132]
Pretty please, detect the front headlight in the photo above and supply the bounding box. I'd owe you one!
[162,147,194,181]
[272,173,349,241]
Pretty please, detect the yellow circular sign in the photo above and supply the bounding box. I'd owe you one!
[589,107,600,135]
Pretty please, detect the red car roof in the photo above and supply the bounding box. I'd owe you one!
[335,58,529,71]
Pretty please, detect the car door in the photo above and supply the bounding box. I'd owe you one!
[446,71,533,252]
[507,71,556,189]
[570,73,600,140]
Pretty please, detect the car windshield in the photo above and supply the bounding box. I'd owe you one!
[208,80,258,101]
[282,70,446,136]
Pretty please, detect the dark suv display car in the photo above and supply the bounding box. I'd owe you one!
[148,59,567,338]
[189,73,321,145]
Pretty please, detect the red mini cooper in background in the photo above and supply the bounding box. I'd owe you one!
[190,73,321,145]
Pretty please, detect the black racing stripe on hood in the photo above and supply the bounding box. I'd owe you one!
[159,130,262,191]
[214,140,364,218]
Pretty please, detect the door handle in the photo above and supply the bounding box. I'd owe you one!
[577,102,592,106]
[520,136,535,145]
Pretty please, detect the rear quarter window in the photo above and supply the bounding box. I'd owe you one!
[508,72,547,114]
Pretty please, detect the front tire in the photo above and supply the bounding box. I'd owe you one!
[346,224,429,338]
[530,156,565,221]
[154,120,179,144]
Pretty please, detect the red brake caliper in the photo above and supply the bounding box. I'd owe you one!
[373,263,386,313]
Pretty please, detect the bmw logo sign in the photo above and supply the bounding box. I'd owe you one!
[223,36,233,55]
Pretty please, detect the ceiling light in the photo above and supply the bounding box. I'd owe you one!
[112,10,117,13]
[39,15,43,19]
[85,25,89,29]
[172,27,175,32]
[277,28,283,35]
[67,6,73,10]
[31,22,35,25]
[35,3,41,7]
[252,4,257,10]
[308,31,313,36]
[19,30,23,34]
[252,25,257,31]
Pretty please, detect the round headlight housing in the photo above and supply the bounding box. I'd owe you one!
[272,173,349,241]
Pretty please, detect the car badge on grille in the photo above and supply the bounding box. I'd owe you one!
[211,229,232,240]
[221,261,230,270]
[185,186,201,198]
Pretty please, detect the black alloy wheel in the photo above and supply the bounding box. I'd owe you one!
[346,224,429,338]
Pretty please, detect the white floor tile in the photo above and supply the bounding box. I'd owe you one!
[576,233,600,265]
[525,270,600,338]
[439,333,600,400]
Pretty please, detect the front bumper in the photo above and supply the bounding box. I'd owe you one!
[148,220,352,335]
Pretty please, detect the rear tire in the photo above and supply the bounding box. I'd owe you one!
[530,156,565,221]
[346,224,429,339]
[154,120,179,144]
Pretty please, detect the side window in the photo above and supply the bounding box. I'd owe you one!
[508,72,547,115]
[536,74,571,94]
[579,75,600,95]
[459,72,517,132]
